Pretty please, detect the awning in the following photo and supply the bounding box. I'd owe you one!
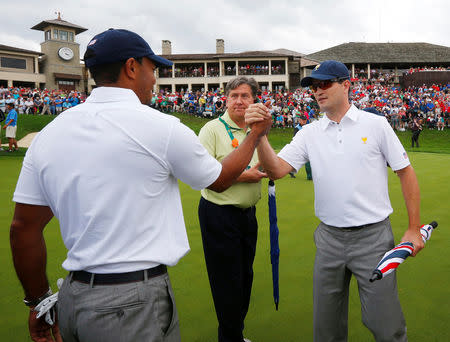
[53,73,82,80]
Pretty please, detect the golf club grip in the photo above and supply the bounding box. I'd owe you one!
[429,221,438,229]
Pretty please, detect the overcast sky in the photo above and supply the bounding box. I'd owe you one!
[1,0,449,58]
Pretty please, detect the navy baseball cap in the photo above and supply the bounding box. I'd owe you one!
[84,28,173,68]
[301,60,350,87]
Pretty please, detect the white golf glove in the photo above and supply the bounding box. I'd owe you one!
[34,278,64,326]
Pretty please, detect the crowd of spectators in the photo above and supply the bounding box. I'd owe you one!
[351,82,449,130]
[351,69,397,84]
[159,64,286,78]
[236,64,285,75]
[175,65,205,78]
[152,81,450,130]
[406,66,450,74]
[351,67,449,85]
[0,87,85,115]
[1,80,448,133]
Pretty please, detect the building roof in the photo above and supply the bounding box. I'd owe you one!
[160,50,293,61]
[0,44,44,56]
[300,57,320,67]
[267,48,305,57]
[31,18,87,35]
[305,42,450,64]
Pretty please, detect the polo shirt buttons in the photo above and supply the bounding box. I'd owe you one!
[339,140,342,143]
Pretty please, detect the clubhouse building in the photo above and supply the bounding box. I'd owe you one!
[1,15,449,92]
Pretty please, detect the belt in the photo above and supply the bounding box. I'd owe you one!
[72,265,167,285]
[338,219,386,232]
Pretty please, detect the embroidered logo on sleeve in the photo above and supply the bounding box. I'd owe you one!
[361,137,367,144]
[403,152,408,159]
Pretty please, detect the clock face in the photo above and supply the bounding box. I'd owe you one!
[58,47,74,61]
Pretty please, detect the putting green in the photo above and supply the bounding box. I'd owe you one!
[1,151,448,341]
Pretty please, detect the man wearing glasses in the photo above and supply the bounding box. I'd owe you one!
[245,60,423,342]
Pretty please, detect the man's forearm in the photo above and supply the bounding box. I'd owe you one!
[11,223,50,300]
[397,165,424,255]
[257,136,290,180]
[10,204,54,300]
[397,165,421,229]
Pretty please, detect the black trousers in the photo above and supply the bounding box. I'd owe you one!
[411,130,421,147]
[198,197,258,342]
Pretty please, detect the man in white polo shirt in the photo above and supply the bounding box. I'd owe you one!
[9,29,271,342]
[245,60,423,342]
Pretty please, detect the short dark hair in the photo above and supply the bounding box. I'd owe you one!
[225,76,259,98]
[85,48,143,85]
[6,103,14,108]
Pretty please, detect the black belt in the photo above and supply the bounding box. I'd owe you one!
[72,265,167,285]
[338,218,387,232]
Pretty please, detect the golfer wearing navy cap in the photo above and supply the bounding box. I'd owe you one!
[245,60,423,341]
[10,29,271,342]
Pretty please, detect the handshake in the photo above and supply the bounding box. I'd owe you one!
[245,102,272,138]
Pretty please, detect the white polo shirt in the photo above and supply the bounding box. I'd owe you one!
[278,104,410,227]
[13,87,222,273]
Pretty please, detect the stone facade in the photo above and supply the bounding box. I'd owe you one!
[0,45,43,87]
[38,24,84,91]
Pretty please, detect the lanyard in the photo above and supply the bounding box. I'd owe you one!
[219,117,241,148]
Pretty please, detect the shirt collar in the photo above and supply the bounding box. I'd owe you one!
[320,104,360,130]
[85,87,142,105]
[221,110,244,131]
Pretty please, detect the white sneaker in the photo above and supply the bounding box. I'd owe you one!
[244,339,252,342]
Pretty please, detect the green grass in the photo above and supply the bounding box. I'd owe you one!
[2,113,449,156]
[1,114,55,158]
[1,115,449,341]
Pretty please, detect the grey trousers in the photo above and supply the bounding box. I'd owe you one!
[57,271,180,342]
[313,218,407,342]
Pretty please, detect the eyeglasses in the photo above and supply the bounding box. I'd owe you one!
[309,77,348,92]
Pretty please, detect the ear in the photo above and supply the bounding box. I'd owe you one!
[123,58,138,80]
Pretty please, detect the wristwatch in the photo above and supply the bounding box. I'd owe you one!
[23,288,52,307]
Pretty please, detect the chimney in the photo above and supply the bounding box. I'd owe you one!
[216,39,224,54]
[162,40,172,55]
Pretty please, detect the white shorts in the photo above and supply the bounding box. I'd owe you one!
[6,125,17,138]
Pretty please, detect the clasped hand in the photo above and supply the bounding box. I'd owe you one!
[246,103,272,136]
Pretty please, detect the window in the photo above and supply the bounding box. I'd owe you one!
[69,32,74,42]
[58,80,74,85]
[45,30,51,41]
[1,57,26,69]
[53,29,59,39]
[60,30,68,41]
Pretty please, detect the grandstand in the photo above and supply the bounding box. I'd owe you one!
[304,42,450,85]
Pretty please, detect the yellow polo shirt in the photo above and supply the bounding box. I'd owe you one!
[199,111,261,208]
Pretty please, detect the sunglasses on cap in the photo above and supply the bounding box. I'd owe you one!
[309,77,348,92]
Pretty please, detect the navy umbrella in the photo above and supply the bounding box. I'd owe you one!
[268,180,280,310]
[370,221,438,282]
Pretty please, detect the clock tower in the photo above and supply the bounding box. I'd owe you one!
[31,13,87,91]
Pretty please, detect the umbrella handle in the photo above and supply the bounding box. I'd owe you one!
[419,221,438,243]
[369,270,382,283]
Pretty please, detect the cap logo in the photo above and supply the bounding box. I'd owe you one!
[314,64,321,71]
[88,39,97,46]
[361,137,367,144]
